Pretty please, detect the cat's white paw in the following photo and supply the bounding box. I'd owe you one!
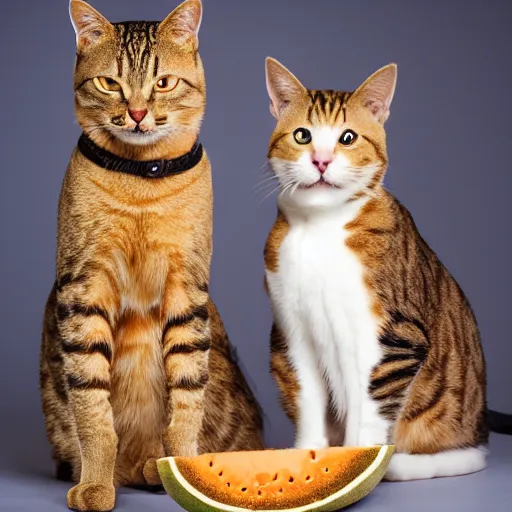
[357,423,388,447]
[295,437,329,450]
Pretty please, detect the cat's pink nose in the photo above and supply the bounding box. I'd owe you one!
[312,158,332,174]
[128,109,148,124]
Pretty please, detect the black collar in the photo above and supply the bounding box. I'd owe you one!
[77,133,203,179]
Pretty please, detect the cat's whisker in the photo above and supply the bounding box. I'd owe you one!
[258,160,273,175]
[277,179,299,199]
[254,183,281,198]
[254,184,280,197]
[255,167,297,197]
[254,180,284,196]
[254,174,280,190]
[259,176,298,203]
[290,181,302,196]
[259,183,284,204]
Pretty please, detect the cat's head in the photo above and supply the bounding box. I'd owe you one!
[70,0,204,158]
[265,58,397,211]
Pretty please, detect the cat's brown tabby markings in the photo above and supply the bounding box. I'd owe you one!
[39,2,263,510]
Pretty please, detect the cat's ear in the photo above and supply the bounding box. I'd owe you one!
[158,0,203,47]
[265,57,307,119]
[69,0,113,52]
[352,64,397,124]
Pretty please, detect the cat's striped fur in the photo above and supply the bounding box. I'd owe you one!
[263,58,489,480]
[40,2,263,511]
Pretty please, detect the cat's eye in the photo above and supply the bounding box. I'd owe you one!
[339,129,358,146]
[93,76,122,94]
[155,75,179,92]
[293,128,312,145]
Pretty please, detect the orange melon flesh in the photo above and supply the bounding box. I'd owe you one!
[157,445,394,511]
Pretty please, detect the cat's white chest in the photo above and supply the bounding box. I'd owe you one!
[266,208,384,445]
[270,219,370,335]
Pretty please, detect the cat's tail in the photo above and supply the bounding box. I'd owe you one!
[487,409,512,435]
[384,447,487,481]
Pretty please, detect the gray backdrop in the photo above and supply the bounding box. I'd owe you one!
[1,1,511,511]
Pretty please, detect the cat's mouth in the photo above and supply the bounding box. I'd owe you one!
[299,178,340,190]
[112,126,165,146]
[111,124,157,137]
[118,126,161,140]
[132,125,154,135]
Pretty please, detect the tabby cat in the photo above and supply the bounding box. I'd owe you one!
[39,2,263,510]
[263,57,494,480]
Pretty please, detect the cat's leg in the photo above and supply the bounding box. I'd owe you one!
[355,316,431,447]
[57,274,118,512]
[386,350,487,480]
[41,289,81,483]
[357,340,391,446]
[271,323,329,449]
[41,359,81,482]
[270,324,300,425]
[346,332,391,447]
[357,384,391,447]
[161,277,211,458]
[293,346,329,449]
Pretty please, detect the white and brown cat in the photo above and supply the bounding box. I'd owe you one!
[263,57,510,481]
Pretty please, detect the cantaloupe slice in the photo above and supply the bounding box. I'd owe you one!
[157,445,394,511]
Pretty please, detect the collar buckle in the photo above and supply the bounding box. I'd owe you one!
[149,160,165,176]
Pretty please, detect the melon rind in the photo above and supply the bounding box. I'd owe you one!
[157,445,394,512]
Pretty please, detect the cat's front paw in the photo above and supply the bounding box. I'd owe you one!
[143,458,162,486]
[67,482,115,512]
[357,423,388,447]
[295,437,329,450]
